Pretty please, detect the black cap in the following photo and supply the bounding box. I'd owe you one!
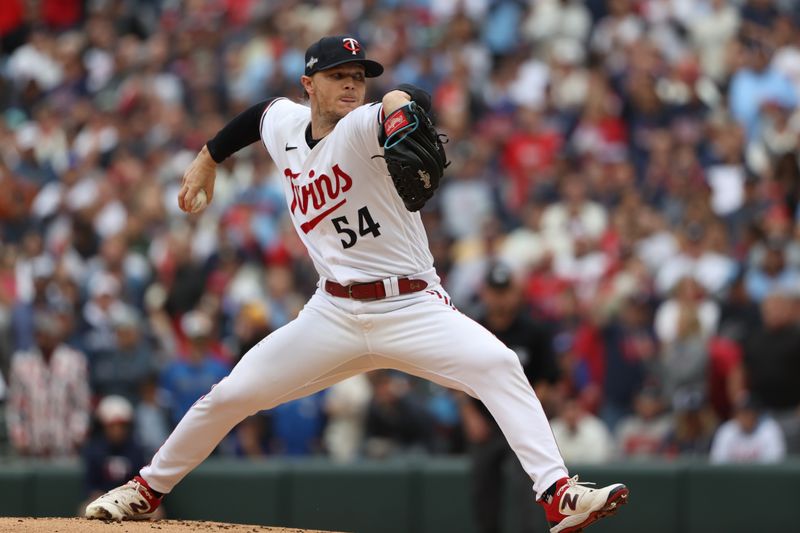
[304,35,384,78]
[485,262,514,290]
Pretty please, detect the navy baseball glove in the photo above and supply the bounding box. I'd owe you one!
[377,101,448,212]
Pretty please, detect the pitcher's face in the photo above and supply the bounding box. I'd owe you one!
[303,64,367,122]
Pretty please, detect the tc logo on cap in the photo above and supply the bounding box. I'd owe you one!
[342,37,361,55]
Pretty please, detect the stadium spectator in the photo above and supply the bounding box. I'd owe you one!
[225,300,272,364]
[550,395,614,465]
[654,276,719,345]
[364,371,432,459]
[133,373,171,460]
[323,375,372,463]
[268,392,328,456]
[615,386,672,460]
[160,310,230,426]
[710,394,786,464]
[262,263,304,329]
[230,413,270,458]
[716,271,761,344]
[598,294,658,430]
[737,291,800,453]
[10,254,56,351]
[161,234,208,321]
[522,0,592,50]
[81,271,127,358]
[661,390,718,458]
[501,106,563,212]
[743,238,800,302]
[90,304,156,404]
[6,309,90,457]
[656,310,710,405]
[655,223,737,297]
[83,395,146,498]
[729,38,796,140]
[688,0,741,82]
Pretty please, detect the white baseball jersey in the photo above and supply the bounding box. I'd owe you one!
[259,98,438,287]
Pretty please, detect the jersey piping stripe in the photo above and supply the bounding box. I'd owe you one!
[259,97,286,152]
[299,198,347,234]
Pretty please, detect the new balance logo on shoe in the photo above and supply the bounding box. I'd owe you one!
[561,493,579,512]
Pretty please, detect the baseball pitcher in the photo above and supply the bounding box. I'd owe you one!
[85,35,628,533]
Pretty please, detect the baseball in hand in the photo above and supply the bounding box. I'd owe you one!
[190,189,208,213]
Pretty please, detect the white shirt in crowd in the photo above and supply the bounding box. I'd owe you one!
[654,298,720,344]
[655,252,736,296]
[710,417,787,464]
[323,375,373,463]
[541,201,608,244]
[551,414,614,465]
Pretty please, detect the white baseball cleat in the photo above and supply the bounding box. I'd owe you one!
[539,475,629,533]
[85,476,163,521]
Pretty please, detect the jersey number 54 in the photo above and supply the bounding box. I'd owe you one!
[332,206,382,249]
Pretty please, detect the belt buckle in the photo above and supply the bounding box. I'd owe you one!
[348,282,379,300]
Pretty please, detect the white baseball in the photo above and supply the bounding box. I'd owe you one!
[190,189,208,213]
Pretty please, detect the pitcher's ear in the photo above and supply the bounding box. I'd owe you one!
[301,75,314,96]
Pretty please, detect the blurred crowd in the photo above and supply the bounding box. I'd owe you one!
[1,0,800,489]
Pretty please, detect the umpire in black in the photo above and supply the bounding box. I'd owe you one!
[460,262,560,533]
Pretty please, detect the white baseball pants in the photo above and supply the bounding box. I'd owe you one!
[140,286,567,496]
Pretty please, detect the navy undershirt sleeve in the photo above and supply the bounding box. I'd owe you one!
[206,99,272,163]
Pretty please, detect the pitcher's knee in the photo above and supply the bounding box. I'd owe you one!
[201,378,258,415]
[480,347,523,377]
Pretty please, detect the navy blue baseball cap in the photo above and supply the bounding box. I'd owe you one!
[304,35,384,78]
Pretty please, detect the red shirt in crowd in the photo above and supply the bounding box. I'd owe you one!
[41,0,82,29]
[502,128,562,211]
[0,0,24,35]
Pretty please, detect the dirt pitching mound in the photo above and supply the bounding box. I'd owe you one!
[0,518,343,533]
